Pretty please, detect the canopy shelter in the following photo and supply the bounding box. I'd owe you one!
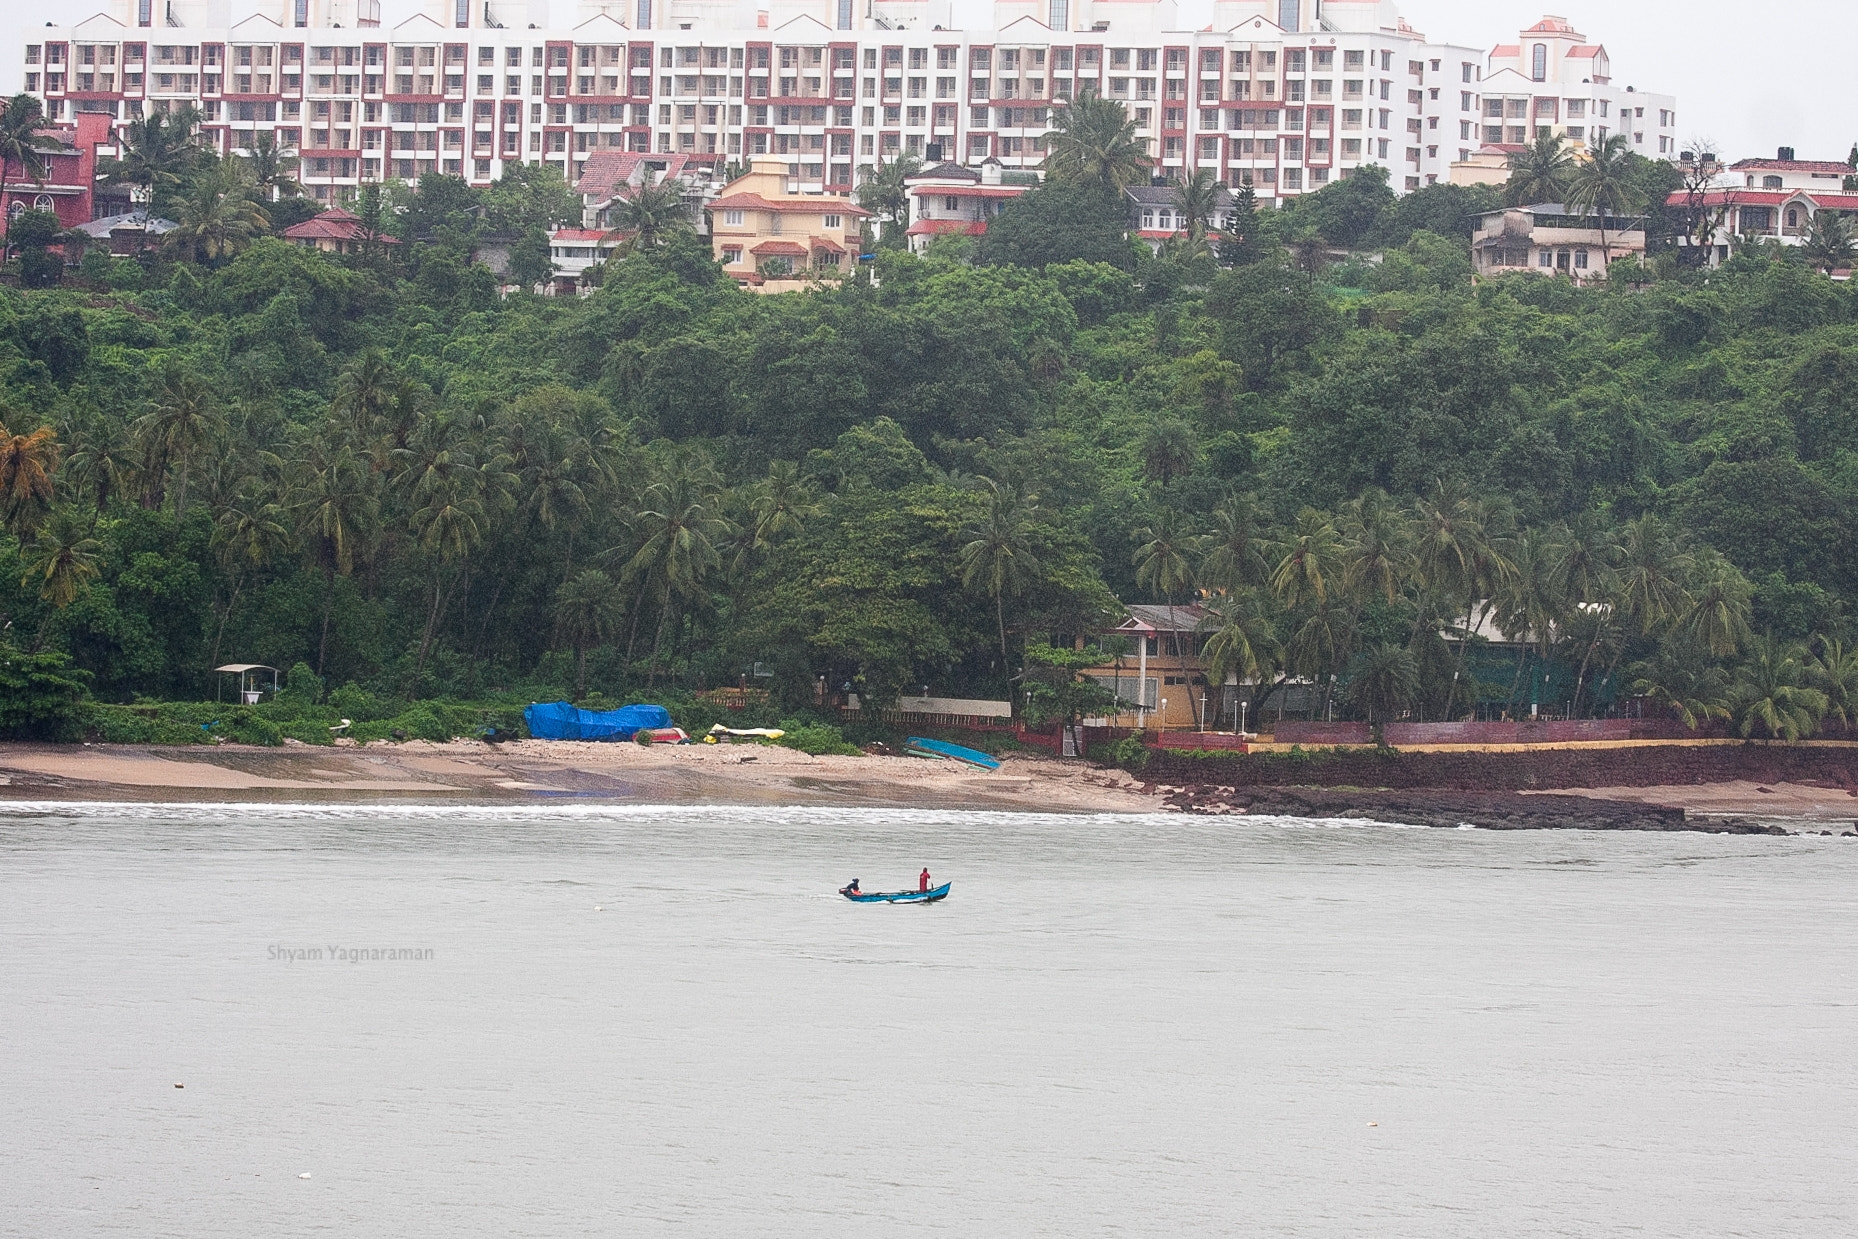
[214,664,279,705]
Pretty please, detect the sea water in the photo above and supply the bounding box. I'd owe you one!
[2,803,1855,1237]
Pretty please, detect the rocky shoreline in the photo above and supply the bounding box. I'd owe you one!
[1142,782,1808,835]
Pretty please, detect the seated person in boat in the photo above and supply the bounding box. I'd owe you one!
[840,879,862,896]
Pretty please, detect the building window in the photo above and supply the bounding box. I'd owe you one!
[636,0,651,29]
[1538,250,1553,267]
[723,209,743,225]
[1574,250,1588,269]
[722,245,742,263]
[1277,0,1299,31]
[138,0,152,25]
[837,0,852,28]
[455,0,469,26]
[1048,0,1068,29]
[293,0,307,25]
[823,214,841,229]
[1531,44,1546,82]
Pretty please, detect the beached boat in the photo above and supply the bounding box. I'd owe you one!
[840,881,952,904]
[904,736,1001,770]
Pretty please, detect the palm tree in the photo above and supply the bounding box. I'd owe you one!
[856,153,922,244]
[1346,642,1420,732]
[1134,509,1206,726]
[209,490,293,666]
[1504,132,1575,206]
[1567,132,1644,274]
[1729,635,1827,742]
[0,421,61,540]
[1140,417,1197,483]
[1490,526,1567,716]
[960,477,1044,685]
[618,455,733,684]
[1677,550,1751,659]
[1613,514,1692,639]
[332,349,399,442]
[603,176,694,254]
[408,471,489,685]
[1806,636,1858,732]
[21,507,102,610]
[1200,493,1268,592]
[0,93,55,250]
[1199,588,1277,728]
[1801,209,1858,275]
[62,426,134,512]
[1042,86,1149,193]
[1268,507,1344,611]
[98,106,200,231]
[1629,641,1732,731]
[1338,488,1410,608]
[747,459,819,549]
[166,163,271,263]
[242,130,300,201]
[1411,485,1513,719]
[1171,168,1223,242]
[287,439,378,674]
[133,367,220,513]
[554,568,624,700]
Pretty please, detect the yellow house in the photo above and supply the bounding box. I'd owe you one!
[709,157,868,292]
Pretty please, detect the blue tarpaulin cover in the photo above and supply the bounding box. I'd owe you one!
[523,701,672,741]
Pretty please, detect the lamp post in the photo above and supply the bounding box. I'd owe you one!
[1159,696,1168,733]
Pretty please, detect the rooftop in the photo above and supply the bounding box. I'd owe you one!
[1117,603,1209,634]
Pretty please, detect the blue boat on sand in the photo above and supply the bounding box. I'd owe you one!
[840,881,952,904]
[904,736,1000,770]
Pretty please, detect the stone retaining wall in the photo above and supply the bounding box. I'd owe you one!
[1144,743,1858,793]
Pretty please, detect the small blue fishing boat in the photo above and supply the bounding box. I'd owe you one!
[904,736,1001,770]
[840,881,952,904]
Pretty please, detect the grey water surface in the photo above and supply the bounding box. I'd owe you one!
[2,802,1854,1237]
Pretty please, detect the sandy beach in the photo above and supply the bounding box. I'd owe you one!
[0,739,1157,812]
[0,739,1853,832]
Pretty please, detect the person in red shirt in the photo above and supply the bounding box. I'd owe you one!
[919,867,931,892]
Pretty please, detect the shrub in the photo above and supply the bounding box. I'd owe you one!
[0,645,90,741]
[277,661,325,706]
[1107,735,1150,772]
[328,682,396,722]
[775,720,861,756]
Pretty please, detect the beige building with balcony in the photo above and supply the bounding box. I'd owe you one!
[708,156,867,289]
[1471,203,1644,283]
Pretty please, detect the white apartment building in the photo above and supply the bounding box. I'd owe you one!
[24,0,1673,210]
[1473,16,1676,156]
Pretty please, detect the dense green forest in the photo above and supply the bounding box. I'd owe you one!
[0,92,1855,743]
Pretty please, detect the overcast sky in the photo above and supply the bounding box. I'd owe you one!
[0,0,1847,161]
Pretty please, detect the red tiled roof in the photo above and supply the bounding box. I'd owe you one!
[808,234,846,254]
[905,218,988,236]
[911,184,1027,198]
[575,151,702,201]
[550,228,616,242]
[711,191,871,216]
[1525,16,1579,33]
[1566,44,1603,57]
[1729,157,1852,175]
[1492,44,1520,57]
[749,240,809,256]
[1665,188,1858,209]
[281,208,398,244]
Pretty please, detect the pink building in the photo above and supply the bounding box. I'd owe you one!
[0,111,113,228]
